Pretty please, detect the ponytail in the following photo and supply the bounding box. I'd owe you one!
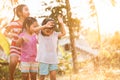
[10,4,26,22]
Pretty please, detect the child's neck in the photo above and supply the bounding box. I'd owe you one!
[18,17,26,24]
[26,31,32,35]
[18,18,24,25]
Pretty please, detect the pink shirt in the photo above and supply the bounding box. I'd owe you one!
[19,32,37,62]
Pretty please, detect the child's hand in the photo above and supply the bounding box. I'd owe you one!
[58,14,64,24]
[44,21,54,28]
[22,37,29,42]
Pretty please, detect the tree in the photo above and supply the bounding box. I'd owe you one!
[65,0,78,73]
[88,0,101,47]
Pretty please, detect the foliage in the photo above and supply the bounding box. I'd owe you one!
[109,31,120,50]
[98,31,120,69]
[88,0,96,17]
[0,65,21,80]
[99,51,120,69]
[41,0,81,37]
[81,28,100,48]
[0,65,9,80]
[58,45,72,75]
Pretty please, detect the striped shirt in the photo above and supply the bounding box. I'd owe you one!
[6,20,22,55]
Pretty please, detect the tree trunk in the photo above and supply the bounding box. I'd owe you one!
[65,0,78,73]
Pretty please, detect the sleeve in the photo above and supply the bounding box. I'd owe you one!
[6,21,19,31]
[54,31,60,37]
[5,23,13,32]
[19,33,24,38]
[18,33,25,43]
[34,34,38,44]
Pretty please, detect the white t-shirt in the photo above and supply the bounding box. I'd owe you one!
[36,31,59,64]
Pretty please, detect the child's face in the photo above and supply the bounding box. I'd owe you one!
[47,21,55,27]
[22,6,30,18]
[42,27,54,36]
[41,21,55,36]
[30,21,38,34]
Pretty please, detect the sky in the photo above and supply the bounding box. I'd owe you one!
[94,0,120,34]
[69,0,120,34]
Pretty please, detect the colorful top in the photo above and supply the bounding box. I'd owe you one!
[36,31,59,64]
[19,32,37,62]
[6,20,22,55]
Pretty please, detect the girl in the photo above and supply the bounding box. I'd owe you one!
[16,17,38,80]
[36,15,66,80]
[4,4,30,80]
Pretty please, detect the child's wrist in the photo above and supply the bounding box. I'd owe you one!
[59,22,64,25]
[43,25,46,28]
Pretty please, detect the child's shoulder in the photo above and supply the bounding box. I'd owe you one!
[53,31,59,35]
[19,32,25,36]
[7,20,21,28]
[8,20,19,25]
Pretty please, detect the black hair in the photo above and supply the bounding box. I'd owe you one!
[11,4,27,22]
[22,17,37,31]
[42,18,55,26]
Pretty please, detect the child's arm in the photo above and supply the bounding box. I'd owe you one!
[33,25,46,33]
[58,14,66,38]
[34,21,55,34]
[4,31,18,39]
[4,22,20,39]
[16,37,24,47]
[33,23,53,33]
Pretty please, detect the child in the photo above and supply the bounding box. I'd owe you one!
[16,17,38,80]
[4,4,30,80]
[36,15,66,80]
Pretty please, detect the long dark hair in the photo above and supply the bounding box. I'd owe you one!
[11,4,26,22]
[22,17,37,32]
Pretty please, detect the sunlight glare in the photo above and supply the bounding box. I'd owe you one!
[70,0,120,35]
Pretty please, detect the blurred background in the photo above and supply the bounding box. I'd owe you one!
[0,0,120,80]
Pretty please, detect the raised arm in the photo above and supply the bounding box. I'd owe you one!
[58,14,66,38]
[33,23,53,34]
[33,25,46,33]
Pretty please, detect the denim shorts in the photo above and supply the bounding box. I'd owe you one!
[20,62,38,73]
[39,62,58,75]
